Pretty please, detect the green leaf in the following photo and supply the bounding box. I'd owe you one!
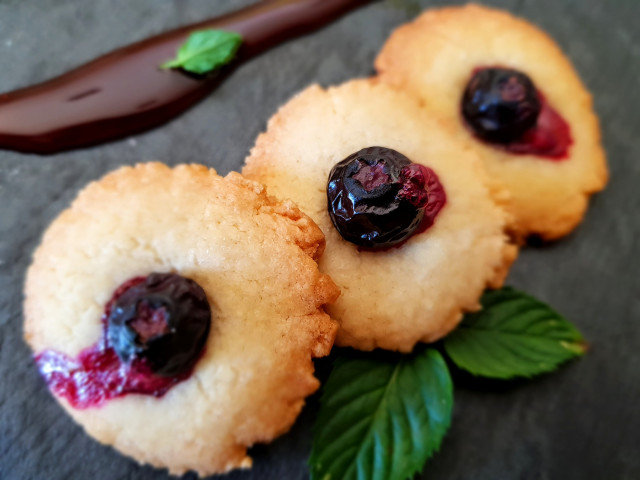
[444,287,587,379]
[309,348,453,480]
[161,29,242,74]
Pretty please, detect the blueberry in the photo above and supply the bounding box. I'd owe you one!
[462,67,541,143]
[327,146,431,249]
[107,273,210,377]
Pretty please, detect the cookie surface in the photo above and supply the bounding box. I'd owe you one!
[243,79,517,352]
[376,4,608,240]
[23,163,339,476]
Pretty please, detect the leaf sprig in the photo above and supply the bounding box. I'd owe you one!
[444,287,586,379]
[310,287,586,480]
[161,29,242,75]
[309,348,453,480]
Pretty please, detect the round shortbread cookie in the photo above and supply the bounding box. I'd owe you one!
[375,4,608,240]
[243,79,517,352]
[24,163,339,476]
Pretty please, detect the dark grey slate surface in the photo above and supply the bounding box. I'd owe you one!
[1,1,639,479]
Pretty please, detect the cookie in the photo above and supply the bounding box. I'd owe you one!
[23,163,339,476]
[375,4,608,240]
[243,79,517,352]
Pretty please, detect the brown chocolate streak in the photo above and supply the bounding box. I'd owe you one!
[0,0,370,154]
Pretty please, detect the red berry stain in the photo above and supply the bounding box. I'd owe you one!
[365,164,446,252]
[34,277,194,409]
[503,93,572,159]
[411,164,447,234]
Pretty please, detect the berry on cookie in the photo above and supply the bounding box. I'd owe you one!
[243,79,517,352]
[376,4,608,240]
[24,163,339,476]
[327,146,446,250]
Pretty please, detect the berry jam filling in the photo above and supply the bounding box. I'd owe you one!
[461,67,572,159]
[327,146,446,250]
[35,273,211,409]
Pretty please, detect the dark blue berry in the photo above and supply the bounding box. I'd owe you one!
[462,67,541,143]
[107,273,210,377]
[327,147,430,249]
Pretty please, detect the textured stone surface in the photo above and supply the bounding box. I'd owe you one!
[1,0,639,479]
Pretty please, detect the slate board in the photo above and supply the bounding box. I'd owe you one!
[1,1,639,479]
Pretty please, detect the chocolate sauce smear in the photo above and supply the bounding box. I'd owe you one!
[0,0,370,154]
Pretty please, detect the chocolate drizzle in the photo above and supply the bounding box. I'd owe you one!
[0,0,370,154]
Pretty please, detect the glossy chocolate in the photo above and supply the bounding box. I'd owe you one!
[0,0,370,154]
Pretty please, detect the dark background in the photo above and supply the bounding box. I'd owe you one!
[1,1,638,479]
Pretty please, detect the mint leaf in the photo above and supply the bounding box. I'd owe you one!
[161,29,242,74]
[309,348,453,480]
[444,287,587,379]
